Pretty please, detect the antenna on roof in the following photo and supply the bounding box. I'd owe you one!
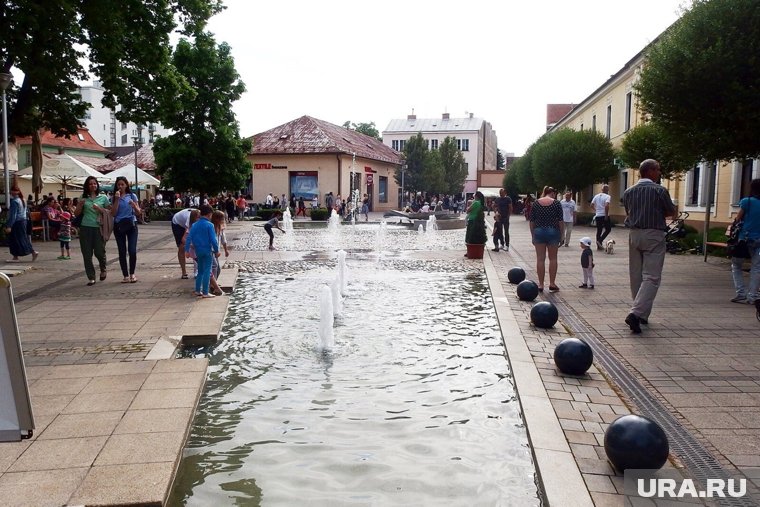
[411,107,414,115]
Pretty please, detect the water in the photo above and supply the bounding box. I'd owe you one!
[169,255,539,506]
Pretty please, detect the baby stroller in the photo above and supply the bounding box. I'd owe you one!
[665,211,690,254]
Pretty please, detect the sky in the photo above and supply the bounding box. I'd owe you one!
[206,0,688,156]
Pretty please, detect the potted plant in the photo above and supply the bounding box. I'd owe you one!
[465,210,487,259]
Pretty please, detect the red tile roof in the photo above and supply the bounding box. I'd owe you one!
[15,128,112,154]
[98,144,156,172]
[546,104,575,126]
[251,115,402,165]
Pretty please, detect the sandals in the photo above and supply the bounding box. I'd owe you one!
[201,293,216,298]
[181,274,189,279]
[130,275,137,283]
[121,277,131,284]
[549,285,560,293]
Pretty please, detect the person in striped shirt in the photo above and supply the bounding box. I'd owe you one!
[621,159,676,334]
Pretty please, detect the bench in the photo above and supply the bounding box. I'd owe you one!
[705,241,728,250]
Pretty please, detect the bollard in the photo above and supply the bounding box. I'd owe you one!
[0,273,35,441]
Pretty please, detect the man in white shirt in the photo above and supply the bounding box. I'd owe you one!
[591,184,612,250]
[171,208,197,279]
[266,193,274,208]
[560,191,576,247]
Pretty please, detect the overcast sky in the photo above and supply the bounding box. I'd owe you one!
[207,0,687,156]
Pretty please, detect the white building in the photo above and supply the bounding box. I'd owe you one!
[382,113,498,194]
[77,81,172,148]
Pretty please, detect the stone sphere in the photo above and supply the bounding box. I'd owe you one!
[530,301,559,328]
[553,338,593,375]
[604,415,669,472]
[516,280,539,301]
[507,267,526,284]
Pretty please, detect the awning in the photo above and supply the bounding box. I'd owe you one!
[477,187,502,198]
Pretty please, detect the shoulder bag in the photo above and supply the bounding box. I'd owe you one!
[726,198,751,259]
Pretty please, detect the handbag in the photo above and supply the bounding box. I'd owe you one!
[726,198,751,259]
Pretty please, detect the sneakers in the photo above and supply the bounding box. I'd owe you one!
[589,285,595,290]
[491,248,500,252]
[625,313,642,334]
[579,283,588,288]
[503,245,509,251]
[730,295,747,303]
[57,255,67,260]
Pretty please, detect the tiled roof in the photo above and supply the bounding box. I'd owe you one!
[15,128,111,154]
[251,116,402,165]
[383,116,484,133]
[546,104,575,126]
[98,144,156,172]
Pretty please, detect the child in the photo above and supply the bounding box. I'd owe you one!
[264,211,284,250]
[185,205,219,298]
[210,210,230,296]
[579,236,595,289]
[57,211,72,259]
[491,211,504,252]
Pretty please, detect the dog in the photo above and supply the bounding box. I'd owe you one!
[604,239,616,254]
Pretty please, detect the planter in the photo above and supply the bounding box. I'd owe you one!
[465,243,485,259]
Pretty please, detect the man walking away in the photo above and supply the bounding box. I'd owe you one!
[591,184,612,250]
[493,188,513,251]
[622,159,676,334]
[560,191,576,247]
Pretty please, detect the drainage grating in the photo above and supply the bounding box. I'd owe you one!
[505,247,757,507]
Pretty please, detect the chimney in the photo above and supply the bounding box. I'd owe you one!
[407,114,416,120]
[442,113,450,120]
[469,113,474,119]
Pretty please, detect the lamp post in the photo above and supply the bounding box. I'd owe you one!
[400,163,407,210]
[132,125,143,200]
[0,73,12,211]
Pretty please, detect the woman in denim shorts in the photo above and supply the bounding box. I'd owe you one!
[530,186,564,292]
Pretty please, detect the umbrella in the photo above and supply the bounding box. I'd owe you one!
[31,130,44,200]
[101,164,160,187]
[16,153,107,197]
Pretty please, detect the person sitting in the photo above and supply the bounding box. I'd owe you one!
[420,202,430,213]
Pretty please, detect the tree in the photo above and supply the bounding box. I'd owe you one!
[395,133,428,195]
[438,136,468,195]
[153,33,250,195]
[532,128,616,192]
[342,121,381,140]
[619,123,696,180]
[503,166,520,194]
[422,150,446,195]
[636,0,760,162]
[2,0,221,139]
[497,149,506,170]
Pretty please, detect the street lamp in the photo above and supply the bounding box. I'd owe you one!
[0,73,12,211]
[132,125,143,200]
[400,163,407,210]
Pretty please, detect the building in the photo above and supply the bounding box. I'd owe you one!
[249,116,402,211]
[382,113,498,195]
[78,81,171,148]
[548,43,758,231]
[546,104,574,130]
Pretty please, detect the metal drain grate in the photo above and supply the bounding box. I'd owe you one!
[505,247,757,507]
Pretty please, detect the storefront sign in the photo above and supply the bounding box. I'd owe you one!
[366,174,373,184]
[254,163,271,169]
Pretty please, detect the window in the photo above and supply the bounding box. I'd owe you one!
[399,140,406,151]
[289,171,319,200]
[620,170,629,197]
[425,139,430,149]
[686,161,717,207]
[687,165,701,206]
[24,151,31,167]
[121,134,128,144]
[580,123,584,131]
[379,176,388,203]
[624,92,632,132]
[592,115,597,131]
[121,122,127,130]
[392,140,399,151]
[461,139,469,151]
[431,139,438,150]
[77,133,85,141]
[732,159,756,204]
[606,105,612,139]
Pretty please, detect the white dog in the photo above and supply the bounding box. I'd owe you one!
[604,239,616,254]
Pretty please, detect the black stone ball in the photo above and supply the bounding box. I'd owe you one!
[553,338,593,375]
[507,267,526,284]
[530,301,559,328]
[516,280,539,301]
[604,414,669,472]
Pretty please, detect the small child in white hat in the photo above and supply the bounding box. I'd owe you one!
[579,236,595,289]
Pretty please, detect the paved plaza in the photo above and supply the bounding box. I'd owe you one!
[0,214,758,506]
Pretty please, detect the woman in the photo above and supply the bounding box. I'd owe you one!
[4,187,38,262]
[464,191,486,255]
[43,197,62,241]
[529,186,564,292]
[730,178,760,304]
[361,194,370,221]
[75,176,110,286]
[111,176,141,283]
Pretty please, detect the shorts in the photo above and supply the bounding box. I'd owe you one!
[532,226,561,246]
[172,222,186,247]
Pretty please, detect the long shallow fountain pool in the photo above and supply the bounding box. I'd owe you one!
[169,254,540,506]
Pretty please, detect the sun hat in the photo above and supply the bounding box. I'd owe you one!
[61,211,71,220]
[580,237,592,246]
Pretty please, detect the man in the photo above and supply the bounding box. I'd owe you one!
[560,191,576,247]
[493,188,513,251]
[171,208,197,279]
[622,159,676,334]
[591,184,612,250]
[266,193,273,208]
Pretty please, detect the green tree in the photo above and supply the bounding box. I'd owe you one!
[395,133,428,195]
[422,150,446,195]
[438,136,468,195]
[532,129,616,192]
[496,149,506,170]
[619,123,695,180]
[342,121,381,140]
[153,33,250,195]
[636,0,760,161]
[503,165,520,194]
[2,0,220,138]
